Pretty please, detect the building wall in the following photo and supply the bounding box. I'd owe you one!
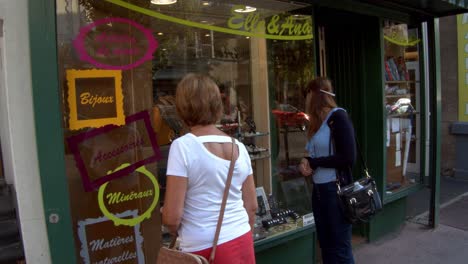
[0,0,52,263]
[440,16,458,175]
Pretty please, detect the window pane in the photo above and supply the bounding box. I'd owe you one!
[383,21,422,195]
[269,36,315,214]
[56,0,314,260]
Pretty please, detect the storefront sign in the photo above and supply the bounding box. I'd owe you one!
[67,111,161,191]
[458,14,468,122]
[77,210,144,264]
[104,0,313,40]
[74,17,158,70]
[228,6,312,38]
[98,164,159,226]
[66,69,125,130]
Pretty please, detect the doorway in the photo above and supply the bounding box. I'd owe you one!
[315,7,384,245]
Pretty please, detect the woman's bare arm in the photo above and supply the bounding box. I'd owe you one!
[242,174,258,231]
[162,176,187,234]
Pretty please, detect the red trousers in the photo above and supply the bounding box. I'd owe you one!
[190,231,256,264]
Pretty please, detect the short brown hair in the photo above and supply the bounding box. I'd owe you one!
[175,73,223,127]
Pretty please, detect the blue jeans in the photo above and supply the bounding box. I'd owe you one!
[312,182,355,264]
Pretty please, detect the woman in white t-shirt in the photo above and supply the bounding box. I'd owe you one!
[162,73,258,264]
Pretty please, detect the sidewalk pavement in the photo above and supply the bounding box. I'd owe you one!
[354,192,468,264]
[354,222,468,264]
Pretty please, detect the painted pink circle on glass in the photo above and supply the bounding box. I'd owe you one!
[73,17,158,70]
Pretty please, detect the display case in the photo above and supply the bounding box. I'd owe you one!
[383,21,422,195]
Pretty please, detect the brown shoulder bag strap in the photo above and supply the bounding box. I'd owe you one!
[209,137,236,263]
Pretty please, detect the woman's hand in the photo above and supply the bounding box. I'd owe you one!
[299,158,314,177]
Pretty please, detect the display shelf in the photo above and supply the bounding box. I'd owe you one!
[207,57,250,64]
[385,80,419,84]
[385,94,414,98]
[215,123,239,128]
[240,132,270,138]
[387,111,419,118]
[250,152,271,161]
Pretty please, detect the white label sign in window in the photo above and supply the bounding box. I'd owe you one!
[302,213,315,227]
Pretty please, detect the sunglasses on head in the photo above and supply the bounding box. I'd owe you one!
[304,89,336,97]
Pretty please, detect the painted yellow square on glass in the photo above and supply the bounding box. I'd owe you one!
[66,69,125,130]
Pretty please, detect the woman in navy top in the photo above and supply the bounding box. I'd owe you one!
[299,77,356,264]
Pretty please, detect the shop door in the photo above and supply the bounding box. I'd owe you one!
[315,8,387,241]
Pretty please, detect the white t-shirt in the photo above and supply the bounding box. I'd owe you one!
[166,133,253,252]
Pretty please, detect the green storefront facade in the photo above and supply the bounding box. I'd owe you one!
[24,0,468,263]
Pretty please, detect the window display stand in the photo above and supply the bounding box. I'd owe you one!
[239,132,270,161]
[253,188,316,264]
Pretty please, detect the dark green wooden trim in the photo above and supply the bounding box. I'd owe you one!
[429,18,441,228]
[28,0,77,263]
[368,197,406,242]
[376,17,387,198]
[383,183,424,204]
[356,16,386,200]
[267,43,279,196]
[419,23,429,186]
[255,227,316,264]
[254,225,316,251]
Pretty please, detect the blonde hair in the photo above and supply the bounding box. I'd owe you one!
[305,77,337,138]
[175,73,223,127]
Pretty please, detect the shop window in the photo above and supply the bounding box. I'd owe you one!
[56,0,314,261]
[268,37,315,214]
[383,20,422,195]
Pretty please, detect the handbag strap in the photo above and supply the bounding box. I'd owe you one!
[353,134,370,178]
[209,137,236,263]
[327,110,370,188]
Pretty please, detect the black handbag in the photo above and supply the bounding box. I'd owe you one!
[336,169,382,224]
[329,114,382,224]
